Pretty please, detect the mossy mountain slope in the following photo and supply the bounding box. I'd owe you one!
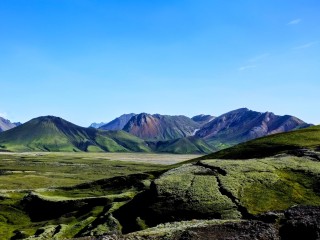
[200,125,320,160]
[0,116,151,152]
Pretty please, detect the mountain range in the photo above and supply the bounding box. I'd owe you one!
[0,109,312,154]
[195,108,311,148]
[0,116,150,152]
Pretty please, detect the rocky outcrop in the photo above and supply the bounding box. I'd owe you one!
[21,192,111,221]
[280,206,320,240]
[125,206,320,239]
[26,206,320,239]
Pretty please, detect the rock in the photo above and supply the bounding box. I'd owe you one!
[124,206,320,240]
[280,206,320,240]
[175,221,279,240]
[11,230,29,240]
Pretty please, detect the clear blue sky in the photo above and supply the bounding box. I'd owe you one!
[1,0,319,126]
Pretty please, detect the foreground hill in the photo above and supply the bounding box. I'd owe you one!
[199,125,320,160]
[99,113,136,131]
[0,116,151,152]
[196,108,311,148]
[0,117,20,132]
[123,113,201,141]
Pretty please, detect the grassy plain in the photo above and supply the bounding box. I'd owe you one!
[0,152,197,190]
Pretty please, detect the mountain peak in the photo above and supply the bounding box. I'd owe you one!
[31,115,72,126]
[37,115,62,120]
[99,113,136,131]
[224,108,250,115]
[192,114,216,126]
[123,113,201,141]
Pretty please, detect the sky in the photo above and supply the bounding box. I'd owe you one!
[0,0,319,126]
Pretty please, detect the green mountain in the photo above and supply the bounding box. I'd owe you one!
[0,116,151,152]
[147,136,215,154]
[200,125,320,160]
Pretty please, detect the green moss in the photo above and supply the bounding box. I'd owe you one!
[241,170,320,214]
[200,157,320,215]
[126,219,241,239]
[136,217,148,230]
[153,164,240,219]
[0,205,34,239]
[0,152,167,238]
[152,156,320,222]
[0,152,167,190]
[86,145,104,152]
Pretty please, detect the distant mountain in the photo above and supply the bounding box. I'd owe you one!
[123,113,201,141]
[0,117,20,132]
[89,122,107,129]
[0,116,151,152]
[99,113,136,131]
[191,114,215,126]
[196,108,312,148]
[0,109,312,154]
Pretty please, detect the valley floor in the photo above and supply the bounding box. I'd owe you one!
[0,152,198,239]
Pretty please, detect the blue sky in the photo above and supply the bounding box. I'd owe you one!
[1,0,319,126]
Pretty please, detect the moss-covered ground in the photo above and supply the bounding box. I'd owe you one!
[1,151,320,239]
[0,152,175,239]
[141,155,320,226]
